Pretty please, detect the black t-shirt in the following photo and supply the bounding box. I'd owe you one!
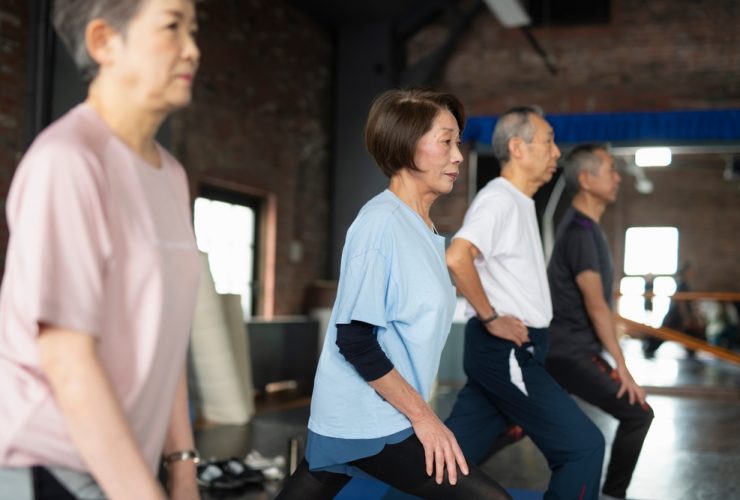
[547,207,613,358]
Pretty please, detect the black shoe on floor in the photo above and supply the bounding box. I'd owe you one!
[197,458,264,490]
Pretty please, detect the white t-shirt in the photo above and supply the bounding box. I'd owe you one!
[454,177,552,327]
[308,190,456,439]
[0,104,201,472]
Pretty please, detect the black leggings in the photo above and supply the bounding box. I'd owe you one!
[275,434,511,500]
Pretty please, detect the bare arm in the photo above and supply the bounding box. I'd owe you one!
[162,367,200,500]
[445,238,528,346]
[368,368,468,485]
[38,327,166,500]
[575,271,646,405]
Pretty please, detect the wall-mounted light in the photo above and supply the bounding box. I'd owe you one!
[635,147,672,167]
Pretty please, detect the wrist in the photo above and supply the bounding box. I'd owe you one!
[478,310,499,324]
[163,449,200,469]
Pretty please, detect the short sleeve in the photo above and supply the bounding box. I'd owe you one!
[6,143,113,337]
[565,227,600,278]
[454,192,507,257]
[333,250,393,328]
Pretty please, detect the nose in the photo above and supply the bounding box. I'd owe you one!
[552,143,561,159]
[183,32,200,65]
[452,142,464,163]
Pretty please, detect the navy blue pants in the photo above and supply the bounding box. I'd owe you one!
[445,319,605,500]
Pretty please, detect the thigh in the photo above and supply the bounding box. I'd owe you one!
[445,380,509,464]
[275,459,351,500]
[352,434,511,500]
[549,355,654,419]
[31,467,78,500]
[473,343,602,462]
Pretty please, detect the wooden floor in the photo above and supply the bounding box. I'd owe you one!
[195,339,740,500]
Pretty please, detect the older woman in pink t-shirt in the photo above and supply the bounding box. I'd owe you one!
[0,1,201,499]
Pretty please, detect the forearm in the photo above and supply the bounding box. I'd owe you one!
[162,367,198,494]
[368,368,433,424]
[586,303,625,366]
[163,367,195,455]
[446,247,494,318]
[39,329,164,500]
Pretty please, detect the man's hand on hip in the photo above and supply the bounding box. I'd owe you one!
[484,316,530,346]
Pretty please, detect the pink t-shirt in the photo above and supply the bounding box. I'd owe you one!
[0,104,201,472]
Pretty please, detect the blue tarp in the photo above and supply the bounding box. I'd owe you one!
[462,109,740,145]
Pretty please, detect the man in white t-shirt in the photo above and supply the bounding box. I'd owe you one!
[445,107,605,500]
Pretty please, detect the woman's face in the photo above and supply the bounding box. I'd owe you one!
[410,110,463,195]
[106,0,199,112]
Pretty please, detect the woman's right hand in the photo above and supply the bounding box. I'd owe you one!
[410,409,469,485]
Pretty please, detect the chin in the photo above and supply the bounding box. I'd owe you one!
[440,181,455,194]
[166,94,193,112]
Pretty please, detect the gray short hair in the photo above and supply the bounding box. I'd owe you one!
[563,143,611,192]
[491,106,544,165]
[53,0,146,82]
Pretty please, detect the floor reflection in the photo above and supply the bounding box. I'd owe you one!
[195,339,740,500]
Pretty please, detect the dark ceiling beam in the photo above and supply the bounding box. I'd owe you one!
[520,26,559,75]
[398,0,484,87]
[394,0,453,41]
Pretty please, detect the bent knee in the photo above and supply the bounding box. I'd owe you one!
[574,423,606,459]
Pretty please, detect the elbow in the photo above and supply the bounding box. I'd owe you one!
[445,250,465,274]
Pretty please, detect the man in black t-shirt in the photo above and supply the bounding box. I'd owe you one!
[547,144,654,500]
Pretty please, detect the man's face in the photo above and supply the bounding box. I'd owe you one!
[583,149,621,204]
[520,114,561,188]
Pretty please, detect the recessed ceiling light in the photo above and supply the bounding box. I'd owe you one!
[635,147,672,167]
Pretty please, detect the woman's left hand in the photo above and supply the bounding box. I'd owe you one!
[411,408,469,485]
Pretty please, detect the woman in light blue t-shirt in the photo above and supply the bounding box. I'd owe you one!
[277,90,510,499]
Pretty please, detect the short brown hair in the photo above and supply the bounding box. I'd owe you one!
[365,89,465,178]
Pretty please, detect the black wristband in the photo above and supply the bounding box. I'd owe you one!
[479,311,499,324]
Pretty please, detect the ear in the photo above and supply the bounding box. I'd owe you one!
[508,137,525,161]
[577,168,592,191]
[84,19,121,70]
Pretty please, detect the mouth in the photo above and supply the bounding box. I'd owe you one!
[177,74,194,83]
[445,172,459,182]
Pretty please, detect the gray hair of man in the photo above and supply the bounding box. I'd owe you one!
[563,143,612,193]
[53,0,148,83]
[491,105,545,166]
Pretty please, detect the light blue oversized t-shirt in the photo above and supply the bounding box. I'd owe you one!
[308,189,456,440]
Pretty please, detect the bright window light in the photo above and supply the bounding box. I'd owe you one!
[653,276,678,296]
[194,197,255,318]
[624,227,679,276]
[618,296,647,323]
[635,147,671,167]
[620,276,646,296]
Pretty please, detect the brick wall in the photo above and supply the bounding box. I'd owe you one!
[602,163,740,292]
[421,0,740,291]
[170,0,334,315]
[415,0,740,114]
[0,1,27,270]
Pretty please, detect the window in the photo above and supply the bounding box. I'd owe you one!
[619,227,679,326]
[193,186,262,318]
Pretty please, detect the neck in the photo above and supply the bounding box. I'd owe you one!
[500,165,538,197]
[571,192,607,222]
[86,80,167,166]
[388,171,438,228]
